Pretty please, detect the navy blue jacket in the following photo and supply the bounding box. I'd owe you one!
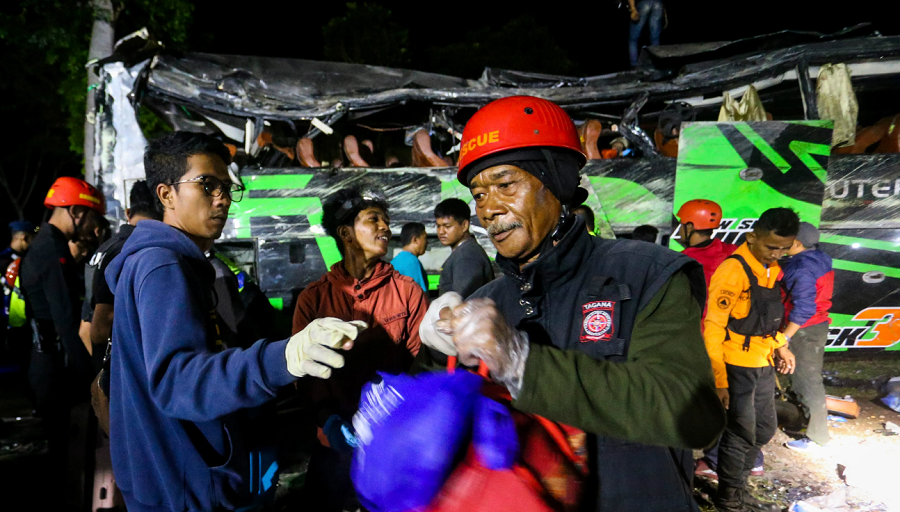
[105,220,294,512]
[782,249,834,328]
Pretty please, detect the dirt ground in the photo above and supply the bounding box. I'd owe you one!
[694,355,900,511]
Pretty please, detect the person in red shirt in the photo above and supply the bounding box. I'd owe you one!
[675,199,737,290]
[675,199,764,483]
[292,188,426,511]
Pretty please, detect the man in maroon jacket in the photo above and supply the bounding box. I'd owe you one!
[675,199,766,481]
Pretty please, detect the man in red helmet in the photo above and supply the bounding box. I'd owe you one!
[18,176,107,483]
[674,201,766,483]
[419,96,724,511]
[674,199,737,289]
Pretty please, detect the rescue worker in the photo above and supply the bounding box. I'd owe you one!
[781,222,833,451]
[0,220,36,275]
[390,222,429,292]
[18,177,106,482]
[704,207,799,512]
[435,198,495,298]
[0,220,36,437]
[1,220,36,360]
[105,132,366,512]
[82,180,160,369]
[420,96,725,511]
[675,199,758,482]
[292,188,426,511]
[675,199,737,287]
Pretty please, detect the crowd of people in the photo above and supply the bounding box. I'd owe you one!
[0,95,834,512]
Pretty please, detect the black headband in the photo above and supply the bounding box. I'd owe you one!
[463,147,587,206]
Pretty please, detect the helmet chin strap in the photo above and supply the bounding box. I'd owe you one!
[540,149,574,242]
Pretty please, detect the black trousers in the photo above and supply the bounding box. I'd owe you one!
[784,321,830,446]
[717,364,777,488]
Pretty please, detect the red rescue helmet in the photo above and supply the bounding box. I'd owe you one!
[457,96,585,183]
[44,177,106,215]
[676,199,723,230]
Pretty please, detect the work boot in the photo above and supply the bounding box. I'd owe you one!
[714,485,749,512]
[738,487,779,512]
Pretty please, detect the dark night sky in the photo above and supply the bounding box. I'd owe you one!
[186,0,899,77]
[2,0,897,236]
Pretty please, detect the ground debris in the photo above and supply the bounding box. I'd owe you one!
[695,400,900,511]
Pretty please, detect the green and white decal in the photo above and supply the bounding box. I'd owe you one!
[672,121,832,247]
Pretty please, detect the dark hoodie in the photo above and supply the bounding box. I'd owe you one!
[105,220,294,512]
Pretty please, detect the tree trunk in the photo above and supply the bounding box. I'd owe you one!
[83,0,116,185]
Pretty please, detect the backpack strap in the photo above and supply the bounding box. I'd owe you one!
[726,254,760,287]
[725,254,756,352]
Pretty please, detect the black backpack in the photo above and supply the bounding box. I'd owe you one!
[725,255,784,351]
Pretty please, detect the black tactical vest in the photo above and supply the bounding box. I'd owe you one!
[724,255,785,351]
[473,219,705,512]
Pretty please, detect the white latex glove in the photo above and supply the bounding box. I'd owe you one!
[437,298,530,398]
[418,292,463,356]
[285,318,368,378]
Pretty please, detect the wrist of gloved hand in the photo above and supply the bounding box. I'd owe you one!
[419,292,462,356]
[494,331,529,399]
[440,298,531,399]
[285,318,367,379]
[323,414,358,453]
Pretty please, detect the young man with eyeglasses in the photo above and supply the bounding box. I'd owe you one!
[105,132,367,512]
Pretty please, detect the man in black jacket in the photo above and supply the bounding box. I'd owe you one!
[420,96,724,511]
[434,198,494,298]
[82,180,160,369]
[19,176,106,478]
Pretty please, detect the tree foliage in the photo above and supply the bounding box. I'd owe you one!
[0,0,192,157]
[323,3,410,68]
[0,0,192,223]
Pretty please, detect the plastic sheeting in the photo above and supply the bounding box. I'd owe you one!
[137,36,900,121]
[717,85,768,122]
[816,63,859,148]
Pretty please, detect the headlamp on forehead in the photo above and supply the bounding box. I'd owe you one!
[334,189,388,225]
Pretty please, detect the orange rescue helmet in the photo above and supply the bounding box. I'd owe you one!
[457,96,585,183]
[676,199,723,230]
[44,177,106,215]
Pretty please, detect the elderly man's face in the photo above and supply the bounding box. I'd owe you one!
[470,165,560,263]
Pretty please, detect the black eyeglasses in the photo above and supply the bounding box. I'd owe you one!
[171,175,244,202]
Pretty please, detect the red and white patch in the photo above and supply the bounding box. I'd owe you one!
[581,301,615,342]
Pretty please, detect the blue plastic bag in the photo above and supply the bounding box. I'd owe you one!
[472,395,519,470]
[351,371,484,512]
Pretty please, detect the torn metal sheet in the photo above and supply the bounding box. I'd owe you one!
[581,158,675,233]
[96,60,151,222]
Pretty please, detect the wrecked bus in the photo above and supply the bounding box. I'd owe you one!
[89,28,900,352]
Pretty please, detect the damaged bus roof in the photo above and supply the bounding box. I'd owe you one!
[130,30,900,122]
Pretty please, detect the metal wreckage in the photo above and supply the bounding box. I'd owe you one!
[91,27,900,352]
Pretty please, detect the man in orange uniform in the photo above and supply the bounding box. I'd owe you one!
[704,207,799,512]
